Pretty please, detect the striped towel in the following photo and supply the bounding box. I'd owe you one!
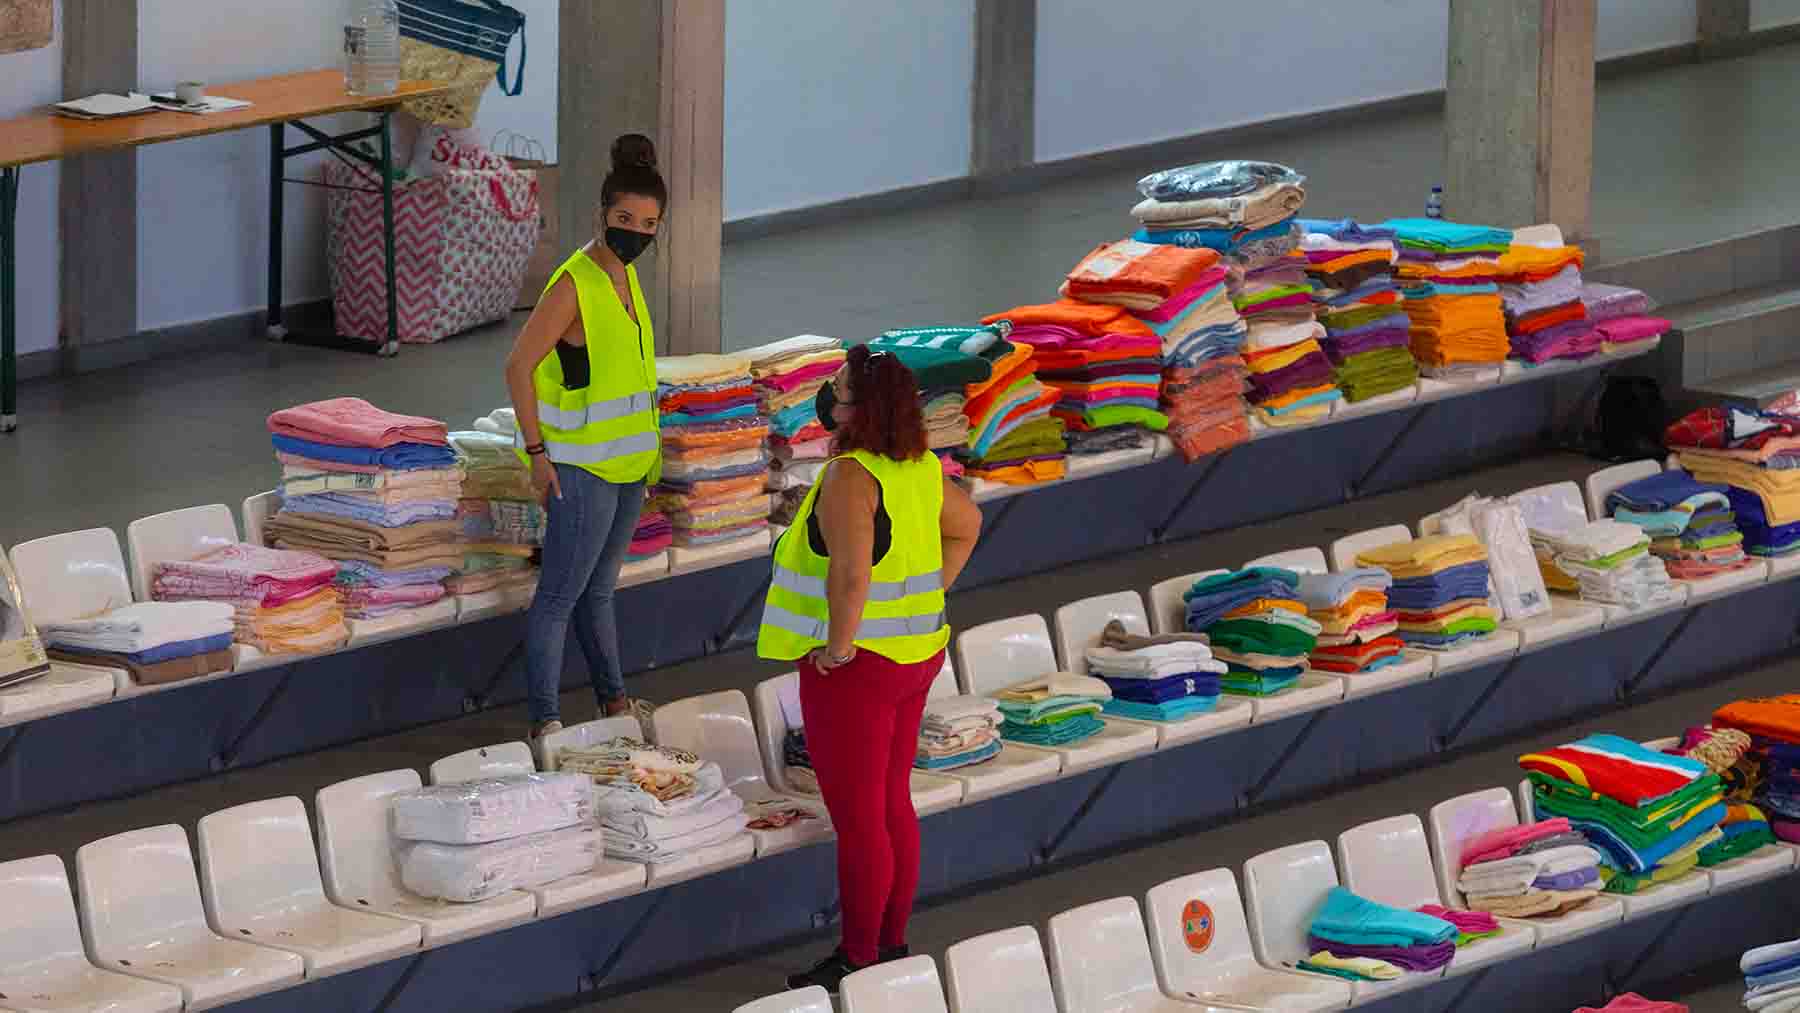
[1519,733,1707,807]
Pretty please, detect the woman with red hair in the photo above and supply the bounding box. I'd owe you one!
[758,344,982,993]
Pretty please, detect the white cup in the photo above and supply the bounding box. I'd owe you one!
[175,81,206,105]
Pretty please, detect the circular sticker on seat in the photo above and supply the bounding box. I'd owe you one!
[1181,899,1214,953]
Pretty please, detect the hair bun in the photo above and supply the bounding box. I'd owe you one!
[612,133,658,171]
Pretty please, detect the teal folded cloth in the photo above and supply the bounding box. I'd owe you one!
[996,697,1103,723]
[1309,886,1458,948]
[1002,713,1105,746]
[914,739,1001,770]
[1104,696,1218,721]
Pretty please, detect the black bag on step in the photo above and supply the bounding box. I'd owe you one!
[1590,376,1667,462]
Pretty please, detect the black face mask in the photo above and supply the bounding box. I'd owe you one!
[604,227,655,266]
[815,383,840,432]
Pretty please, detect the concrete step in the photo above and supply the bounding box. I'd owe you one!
[1688,356,1800,408]
[1658,280,1800,390]
[1586,222,1800,312]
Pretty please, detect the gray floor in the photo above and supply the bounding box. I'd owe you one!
[6,43,1800,549]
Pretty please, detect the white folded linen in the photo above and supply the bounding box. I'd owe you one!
[398,825,599,902]
[602,789,745,841]
[923,695,1000,724]
[1458,845,1601,897]
[391,772,594,844]
[604,813,749,864]
[40,601,235,653]
[589,762,727,819]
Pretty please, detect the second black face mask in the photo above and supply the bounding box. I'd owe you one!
[814,383,839,432]
[604,227,655,265]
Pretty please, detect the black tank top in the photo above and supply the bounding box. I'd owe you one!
[807,487,893,566]
[555,340,589,389]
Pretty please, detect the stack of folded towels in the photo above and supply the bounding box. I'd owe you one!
[1530,518,1678,610]
[1582,282,1671,352]
[1081,618,1223,721]
[628,509,673,564]
[1242,317,1340,428]
[1455,816,1604,917]
[741,335,845,468]
[1296,219,1419,403]
[1182,567,1319,697]
[916,695,1004,771]
[1667,407,1800,558]
[388,772,598,903]
[1354,535,1498,651]
[1658,726,1778,867]
[265,399,462,620]
[654,355,771,549]
[1007,324,1166,456]
[994,674,1110,747]
[1713,694,1800,845]
[40,601,236,685]
[1740,937,1800,1012]
[1130,258,1250,461]
[957,339,1066,486]
[1385,219,1513,380]
[559,736,751,864]
[1497,244,1598,363]
[1130,159,1306,256]
[1520,734,1726,895]
[1299,887,1457,981]
[446,429,540,598]
[1296,568,1405,675]
[1605,469,1755,579]
[151,543,348,656]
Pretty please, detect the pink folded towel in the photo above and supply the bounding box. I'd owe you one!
[269,397,449,449]
[1461,817,1573,869]
[1572,992,1687,1013]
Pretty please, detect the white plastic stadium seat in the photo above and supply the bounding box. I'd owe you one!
[75,825,304,1010]
[840,954,950,1013]
[0,853,184,1012]
[125,504,239,603]
[1143,867,1350,1010]
[194,797,422,976]
[428,741,536,785]
[1045,896,1239,1012]
[733,986,834,1013]
[943,925,1059,1013]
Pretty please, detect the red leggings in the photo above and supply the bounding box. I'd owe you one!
[798,647,944,966]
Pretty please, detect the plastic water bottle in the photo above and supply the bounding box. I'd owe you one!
[344,0,400,97]
[1426,185,1444,220]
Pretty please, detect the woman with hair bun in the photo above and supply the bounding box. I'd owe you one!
[758,344,983,993]
[505,133,669,739]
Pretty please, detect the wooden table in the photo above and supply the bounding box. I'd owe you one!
[0,70,449,432]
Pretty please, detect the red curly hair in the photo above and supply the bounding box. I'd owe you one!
[833,344,928,461]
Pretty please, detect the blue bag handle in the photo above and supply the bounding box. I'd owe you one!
[475,0,527,96]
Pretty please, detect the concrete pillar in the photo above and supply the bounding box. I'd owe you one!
[558,0,723,355]
[971,0,1035,177]
[1444,0,1594,237]
[1698,0,1752,59]
[59,0,138,350]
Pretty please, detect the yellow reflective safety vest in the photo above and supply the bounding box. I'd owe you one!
[518,246,661,483]
[757,449,950,664]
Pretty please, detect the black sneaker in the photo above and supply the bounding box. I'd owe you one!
[786,948,865,993]
[878,945,910,963]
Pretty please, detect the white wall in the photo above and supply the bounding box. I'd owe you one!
[1034,0,1701,164]
[0,1,62,356]
[723,0,974,220]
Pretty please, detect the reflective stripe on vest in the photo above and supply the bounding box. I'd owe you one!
[536,391,656,432]
[769,565,943,603]
[520,428,660,466]
[761,603,948,643]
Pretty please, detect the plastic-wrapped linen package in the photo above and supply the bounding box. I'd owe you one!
[1136,160,1305,202]
[391,772,594,844]
[1422,494,1551,621]
[399,825,600,902]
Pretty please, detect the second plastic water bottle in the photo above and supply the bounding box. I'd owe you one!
[345,0,400,97]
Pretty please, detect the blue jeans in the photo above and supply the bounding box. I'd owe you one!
[524,465,644,723]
